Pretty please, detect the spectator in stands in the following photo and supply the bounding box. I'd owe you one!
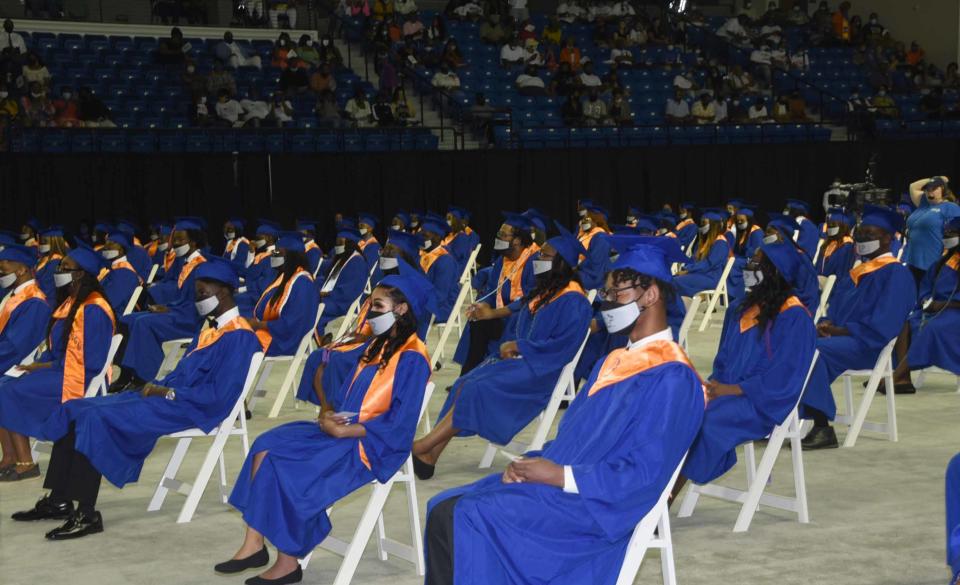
[665,89,690,124]
[207,61,237,97]
[309,63,337,95]
[557,0,585,24]
[831,1,851,44]
[402,13,426,41]
[395,0,417,15]
[863,12,887,44]
[344,86,374,127]
[542,17,562,46]
[346,0,371,18]
[944,62,960,89]
[215,89,243,127]
[450,0,483,20]
[291,35,320,67]
[517,19,537,44]
[717,14,751,48]
[431,63,461,90]
[271,32,293,69]
[748,97,771,123]
[373,0,394,21]
[268,0,298,28]
[787,3,808,26]
[509,0,528,21]
[607,39,633,67]
[427,15,446,41]
[559,37,582,71]
[691,92,715,124]
[441,39,465,68]
[22,53,51,92]
[787,90,810,121]
[215,32,263,70]
[579,61,601,88]
[181,61,207,100]
[19,82,52,127]
[279,59,309,94]
[551,62,578,97]
[192,94,211,126]
[314,90,342,127]
[920,87,945,119]
[522,39,543,67]
[0,19,26,56]
[392,86,416,125]
[712,95,729,123]
[371,90,396,126]
[480,14,509,45]
[77,87,114,128]
[268,90,294,126]
[672,68,698,96]
[582,88,608,125]
[750,43,779,87]
[156,27,188,65]
[609,88,631,126]
[0,84,19,122]
[906,41,925,66]
[848,14,865,45]
[51,86,80,127]
[809,1,833,45]
[515,65,546,96]
[240,87,270,127]
[724,64,756,95]
[561,88,583,125]
[772,94,791,123]
[317,35,343,68]
[500,37,524,68]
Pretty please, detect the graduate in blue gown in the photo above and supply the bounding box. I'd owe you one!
[800,206,917,450]
[418,218,460,324]
[890,218,960,391]
[412,234,593,478]
[215,273,433,584]
[576,204,613,290]
[817,209,856,279]
[675,209,732,297]
[785,199,821,260]
[676,202,699,252]
[423,239,705,585]
[442,206,477,276]
[35,226,69,305]
[764,216,822,314]
[236,222,280,316]
[248,232,320,358]
[115,220,153,282]
[9,257,262,539]
[357,212,382,276]
[98,232,143,316]
[296,220,324,277]
[726,205,764,303]
[315,227,370,341]
[110,219,208,391]
[0,247,114,483]
[223,218,253,273]
[681,243,817,485]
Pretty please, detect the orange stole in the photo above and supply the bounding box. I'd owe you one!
[527,281,585,313]
[177,254,207,289]
[948,252,960,271]
[739,296,808,334]
[849,255,900,286]
[420,245,449,273]
[496,244,539,309]
[666,231,678,239]
[146,240,159,258]
[254,269,311,351]
[357,237,379,252]
[305,240,320,253]
[738,224,760,247]
[163,249,176,272]
[577,226,609,262]
[189,315,255,356]
[225,237,250,257]
[98,260,142,284]
[588,339,703,397]
[821,236,853,263]
[0,281,46,333]
[676,218,694,231]
[347,334,430,469]
[55,293,116,402]
[36,253,63,272]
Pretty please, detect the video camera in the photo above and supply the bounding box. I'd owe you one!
[821,154,892,215]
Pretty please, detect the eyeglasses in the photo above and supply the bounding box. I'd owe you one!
[598,283,640,301]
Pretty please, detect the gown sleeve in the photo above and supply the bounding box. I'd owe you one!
[0,298,51,371]
[685,239,728,274]
[327,256,368,314]
[75,304,114,394]
[516,293,593,376]
[265,276,318,346]
[843,267,917,348]
[429,254,459,322]
[577,234,611,291]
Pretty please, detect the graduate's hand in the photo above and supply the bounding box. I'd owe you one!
[705,380,743,400]
[509,457,564,488]
[816,320,834,337]
[141,383,171,398]
[499,340,520,359]
[501,463,524,484]
[148,304,169,313]
[246,318,268,331]
[16,362,51,374]
[467,302,493,321]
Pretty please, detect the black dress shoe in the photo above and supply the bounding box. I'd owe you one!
[12,495,73,521]
[412,455,435,480]
[45,510,103,540]
[878,382,916,395]
[244,566,303,585]
[801,426,839,451]
[214,546,270,574]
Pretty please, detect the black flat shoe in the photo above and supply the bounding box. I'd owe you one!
[0,463,40,482]
[244,566,303,585]
[12,495,73,521]
[412,455,436,480]
[878,382,916,395]
[45,510,103,540]
[215,546,270,574]
[801,426,839,451]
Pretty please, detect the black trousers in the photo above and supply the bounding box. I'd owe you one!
[459,318,505,376]
[44,424,102,515]
[806,407,830,428]
[425,495,460,585]
[909,265,926,289]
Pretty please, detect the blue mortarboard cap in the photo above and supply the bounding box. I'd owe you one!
[381,258,437,324]
[195,255,240,289]
[767,215,799,238]
[503,212,534,231]
[338,217,357,230]
[785,199,811,214]
[702,208,726,222]
[277,231,306,253]
[41,225,64,238]
[358,213,379,229]
[295,220,317,233]
[827,209,854,225]
[610,236,687,282]
[626,206,641,217]
[337,228,362,243]
[387,230,424,261]
[860,204,904,234]
[158,224,173,236]
[67,246,108,275]
[174,218,203,232]
[116,219,138,236]
[0,243,38,267]
[0,230,18,246]
[227,217,246,230]
[759,242,800,285]
[545,231,587,267]
[523,208,551,233]
[448,206,470,221]
[420,217,451,237]
[577,198,595,208]
[94,222,113,233]
[584,203,609,220]
[727,199,745,208]
[392,211,411,226]
[635,214,660,233]
[680,202,698,211]
[106,231,131,249]
[737,205,757,218]
[255,221,280,237]
[175,215,208,229]
[658,212,678,227]
[24,218,40,230]
[423,211,446,223]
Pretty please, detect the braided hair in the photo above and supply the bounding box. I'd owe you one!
[739,253,794,333]
[49,271,109,353]
[360,285,419,370]
[523,253,582,314]
[269,249,309,307]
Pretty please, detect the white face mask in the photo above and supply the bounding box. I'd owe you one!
[158,242,169,251]
[0,272,16,288]
[421,239,432,249]
[698,224,710,234]
[600,300,642,334]
[224,231,236,240]
[334,244,346,255]
[149,234,159,241]
[656,228,668,236]
[0,91,8,98]
[39,244,51,253]
[581,221,593,231]
[19,232,29,241]
[763,234,779,245]
[91,234,98,243]
[533,259,553,275]
[827,226,840,236]
[626,216,636,223]
[253,238,267,249]
[390,224,400,231]
[101,249,120,260]
[578,209,588,217]
[493,238,510,250]
[368,310,397,335]
[359,227,369,236]
[174,243,191,257]
[270,255,285,268]
[679,212,688,219]
[855,240,881,256]
[446,219,454,227]
[743,269,763,289]
[195,294,219,316]
[410,220,419,228]
[943,236,960,249]
[53,271,74,288]
[737,221,748,230]
[379,256,399,270]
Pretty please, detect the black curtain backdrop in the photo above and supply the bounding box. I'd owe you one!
[2,139,959,252]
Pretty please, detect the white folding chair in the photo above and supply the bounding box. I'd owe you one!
[146,264,159,285]
[813,274,836,323]
[696,257,736,332]
[896,245,905,261]
[428,279,473,369]
[431,245,483,348]
[811,239,825,267]
[834,338,898,447]
[463,244,482,304]
[158,337,194,377]
[246,304,325,419]
[677,351,819,532]
[333,294,365,341]
[122,285,143,316]
[147,351,264,523]
[914,367,960,393]
[615,454,687,585]
[298,382,436,584]
[478,328,591,469]
[678,295,702,351]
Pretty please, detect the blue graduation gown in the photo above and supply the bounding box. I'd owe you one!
[796,217,820,260]
[304,243,323,277]
[676,219,698,250]
[224,238,252,272]
[675,237,731,297]
[148,254,185,305]
[101,263,140,315]
[127,245,153,282]
[0,299,114,438]
[427,252,459,324]
[444,231,475,276]
[34,255,61,307]
[120,256,206,380]
[229,339,431,558]
[316,253,369,337]
[236,250,276,316]
[427,341,704,585]
[254,272,320,357]
[906,253,960,374]
[792,247,822,314]
[0,284,51,373]
[439,286,592,445]
[817,239,856,280]
[946,453,960,581]
[684,298,816,483]
[578,233,611,291]
[40,317,261,487]
[800,257,916,420]
[295,341,367,407]
[359,239,381,274]
[735,226,765,259]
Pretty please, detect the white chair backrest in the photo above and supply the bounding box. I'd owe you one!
[586,288,598,303]
[234,352,266,414]
[429,280,473,367]
[459,244,482,284]
[146,263,159,285]
[792,350,821,412]
[123,285,143,316]
[333,294,364,341]
[678,295,702,350]
[814,274,836,322]
[812,238,824,266]
[717,256,736,290]
[84,333,123,397]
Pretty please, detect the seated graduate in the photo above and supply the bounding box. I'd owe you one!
[412,233,593,479]
[20,218,41,249]
[89,221,112,252]
[114,220,153,282]
[390,210,410,234]
[148,216,207,302]
[733,205,764,258]
[800,205,917,450]
[418,216,461,325]
[889,218,960,393]
[946,454,960,585]
[247,231,320,357]
[223,217,253,272]
[314,227,369,343]
[0,244,53,481]
[442,205,479,275]
[35,226,70,304]
[676,202,699,251]
[576,203,613,290]
[151,223,176,278]
[109,219,208,392]
[656,211,680,239]
[816,209,856,279]
[295,220,323,277]
[784,198,820,260]
[423,239,706,585]
[677,242,817,492]
[723,200,742,249]
[216,273,433,585]
[0,247,114,483]
[406,209,423,234]
[98,232,143,315]
[10,256,262,539]
[763,215,821,313]
[453,212,539,376]
[524,208,550,247]
[674,208,733,297]
[357,212,382,274]
[144,222,165,265]
[236,222,280,315]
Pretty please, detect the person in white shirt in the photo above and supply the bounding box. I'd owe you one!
[579,62,602,87]
[268,90,295,126]
[711,96,728,123]
[240,89,270,127]
[748,99,771,122]
[582,89,609,125]
[557,0,584,23]
[431,65,461,90]
[717,15,751,48]
[515,66,546,96]
[394,0,418,15]
[500,38,524,67]
[672,69,697,96]
[522,39,543,67]
[268,0,298,28]
[691,93,716,124]
[509,0,529,22]
[610,1,635,18]
[0,19,27,55]
[606,39,633,66]
[214,89,243,127]
[452,0,483,19]
[665,89,690,124]
[344,87,374,127]
[215,31,263,69]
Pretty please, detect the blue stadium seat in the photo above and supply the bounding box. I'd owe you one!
[98,132,128,153]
